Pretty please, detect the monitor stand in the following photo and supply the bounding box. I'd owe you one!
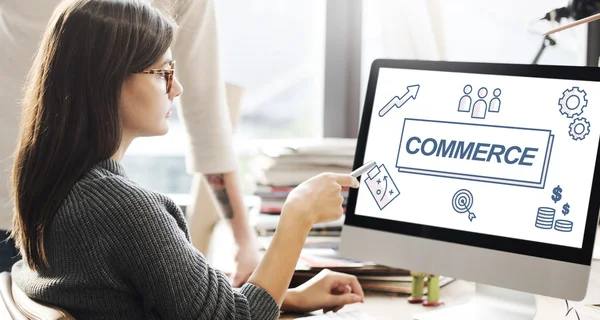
[413,283,537,320]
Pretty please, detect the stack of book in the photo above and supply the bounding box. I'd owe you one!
[250,138,356,190]
[255,185,350,215]
[254,214,345,237]
[249,138,356,235]
[257,236,454,295]
[293,266,454,295]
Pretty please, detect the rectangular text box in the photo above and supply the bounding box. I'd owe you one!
[395,119,554,188]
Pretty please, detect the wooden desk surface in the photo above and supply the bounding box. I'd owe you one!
[279,260,600,319]
[207,222,600,319]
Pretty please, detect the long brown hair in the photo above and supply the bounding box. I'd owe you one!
[10,0,176,270]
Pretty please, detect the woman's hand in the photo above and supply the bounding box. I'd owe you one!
[283,173,359,228]
[281,269,365,314]
[231,240,261,287]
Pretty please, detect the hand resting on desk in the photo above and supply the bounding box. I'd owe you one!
[282,269,365,314]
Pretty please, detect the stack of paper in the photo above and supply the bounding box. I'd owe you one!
[253,214,344,237]
[249,138,356,217]
[251,138,356,187]
[257,235,454,295]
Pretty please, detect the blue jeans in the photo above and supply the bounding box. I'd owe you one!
[0,230,20,272]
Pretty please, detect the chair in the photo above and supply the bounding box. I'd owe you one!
[0,272,25,320]
[0,272,74,320]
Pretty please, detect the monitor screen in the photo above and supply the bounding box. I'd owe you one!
[350,61,600,255]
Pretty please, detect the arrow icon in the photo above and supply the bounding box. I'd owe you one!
[379,176,388,202]
[468,211,476,222]
[378,84,420,117]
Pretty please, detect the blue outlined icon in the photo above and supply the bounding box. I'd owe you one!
[558,86,587,118]
[489,88,502,112]
[452,189,476,222]
[535,207,573,232]
[550,185,562,203]
[472,87,488,119]
[562,203,570,216]
[364,163,400,210]
[379,84,420,117]
[535,207,555,229]
[554,219,573,232]
[458,85,472,112]
[395,119,554,189]
[569,117,590,141]
[457,85,502,119]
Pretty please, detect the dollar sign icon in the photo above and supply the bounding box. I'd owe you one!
[551,185,563,203]
[562,203,570,215]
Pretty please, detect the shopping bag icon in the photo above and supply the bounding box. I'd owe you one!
[364,163,400,210]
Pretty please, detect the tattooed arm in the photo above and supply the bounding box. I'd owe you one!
[205,171,260,286]
[204,172,235,219]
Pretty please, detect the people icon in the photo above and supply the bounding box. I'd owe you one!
[471,87,488,119]
[457,84,503,119]
[489,88,501,112]
[458,85,472,112]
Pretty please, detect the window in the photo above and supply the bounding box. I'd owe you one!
[122,1,587,196]
[216,0,326,144]
[360,0,588,107]
[122,1,326,194]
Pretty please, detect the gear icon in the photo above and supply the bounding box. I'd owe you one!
[558,86,587,118]
[569,117,591,141]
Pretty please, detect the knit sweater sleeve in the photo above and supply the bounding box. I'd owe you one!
[87,177,279,320]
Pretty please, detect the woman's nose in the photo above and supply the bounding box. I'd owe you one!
[169,77,183,99]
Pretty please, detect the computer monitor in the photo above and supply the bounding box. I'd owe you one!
[339,59,600,320]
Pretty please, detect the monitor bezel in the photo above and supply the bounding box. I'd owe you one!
[344,59,600,266]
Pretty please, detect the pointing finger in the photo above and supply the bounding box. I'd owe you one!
[331,173,359,188]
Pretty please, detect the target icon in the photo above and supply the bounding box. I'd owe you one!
[452,189,476,222]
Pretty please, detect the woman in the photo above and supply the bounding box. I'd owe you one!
[9,0,364,319]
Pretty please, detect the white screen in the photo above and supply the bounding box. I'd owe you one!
[355,67,600,248]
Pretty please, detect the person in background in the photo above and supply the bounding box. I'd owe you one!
[153,0,261,287]
[9,0,365,318]
[0,0,261,286]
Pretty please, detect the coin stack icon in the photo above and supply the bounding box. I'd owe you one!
[554,219,573,232]
[535,207,555,229]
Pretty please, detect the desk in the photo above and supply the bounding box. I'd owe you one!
[279,260,600,319]
[207,221,600,319]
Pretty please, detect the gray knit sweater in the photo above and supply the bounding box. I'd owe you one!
[11,159,280,319]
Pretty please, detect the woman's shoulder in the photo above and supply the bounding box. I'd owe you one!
[62,162,177,220]
[51,160,190,241]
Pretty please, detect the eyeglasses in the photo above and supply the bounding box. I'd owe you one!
[138,60,176,94]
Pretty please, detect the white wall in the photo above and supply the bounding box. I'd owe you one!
[361,0,589,104]
[440,0,587,65]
